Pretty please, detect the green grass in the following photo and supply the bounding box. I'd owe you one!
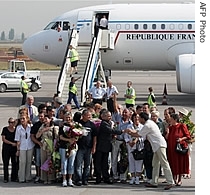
[0,61,61,70]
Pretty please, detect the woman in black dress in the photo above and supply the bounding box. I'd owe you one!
[1,117,19,182]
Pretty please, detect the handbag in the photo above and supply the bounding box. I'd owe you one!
[175,125,189,154]
[176,142,188,154]
[131,139,145,160]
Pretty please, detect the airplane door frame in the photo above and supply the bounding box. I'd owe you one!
[94,12,109,37]
[77,11,94,44]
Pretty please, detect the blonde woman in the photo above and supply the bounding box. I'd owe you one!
[15,114,34,183]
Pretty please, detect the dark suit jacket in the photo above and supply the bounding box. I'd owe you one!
[96,120,122,153]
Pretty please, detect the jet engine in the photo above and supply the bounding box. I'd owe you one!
[176,54,195,94]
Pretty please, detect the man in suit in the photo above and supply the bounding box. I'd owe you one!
[18,95,38,124]
[94,110,124,184]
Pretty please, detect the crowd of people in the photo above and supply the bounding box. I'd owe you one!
[1,80,194,191]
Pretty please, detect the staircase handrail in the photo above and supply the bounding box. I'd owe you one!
[56,29,74,97]
[86,29,103,90]
[80,37,97,104]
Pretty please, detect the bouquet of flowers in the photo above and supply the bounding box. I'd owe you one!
[40,138,61,174]
[40,158,54,174]
[63,122,84,158]
[91,117,101,129]
[180,110,195,143]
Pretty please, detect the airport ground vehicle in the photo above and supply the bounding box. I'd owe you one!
[8,59,41,81]
[0,72,42,93]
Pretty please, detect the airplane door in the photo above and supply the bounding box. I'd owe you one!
[77,11,93,44]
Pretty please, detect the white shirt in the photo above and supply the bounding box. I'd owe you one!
[106,85,119,99]
[15,124,35,150]
[138,119,167,152]
[19,104,38,122]
[100,17,108,28]
[88,86,106,99]
[124,123,144,152]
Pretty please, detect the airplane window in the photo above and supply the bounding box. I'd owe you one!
[125,24,130,30]
[134,24,139,30]
[44,21,61,30]
[143,24,147,30]
[116,24,121,30]
[152,24,156,30]
[169,24,175,30]
[44,22,57,30]
[63,21,70,30]
[161,24,165,29]
[188,24,192,30]
[178,24,184,30]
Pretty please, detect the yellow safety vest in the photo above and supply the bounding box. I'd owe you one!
[70,49,79,62]
[20,80,29,93]
[147,93,156,107]
[69,83,77,94]
[125,88,136,105]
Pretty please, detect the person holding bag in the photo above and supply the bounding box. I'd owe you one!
[124,112,144,185]
[124,112,174,190]
[165,113,191,186]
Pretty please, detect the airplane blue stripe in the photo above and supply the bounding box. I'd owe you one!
[77,20,195,23]
[78,20,92,22]
[109,20,195,23]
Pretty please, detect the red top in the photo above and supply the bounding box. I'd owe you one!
[167,123,191,175]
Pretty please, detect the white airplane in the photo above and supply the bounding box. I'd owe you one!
[23,3,195,94]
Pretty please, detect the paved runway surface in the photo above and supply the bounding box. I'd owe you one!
[0,70,195,194]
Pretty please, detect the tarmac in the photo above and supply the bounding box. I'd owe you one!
[0,70,195,194]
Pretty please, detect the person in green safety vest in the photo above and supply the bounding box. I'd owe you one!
[147,87,156,108]
[67,76,82,110]
[20,75,29,105]
[67,45,80,77]
[124,81,136,108]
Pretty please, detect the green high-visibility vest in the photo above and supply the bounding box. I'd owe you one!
[147,93,156,107]
[69,83,77,94]
[70,48,79,62]
[125,88,136,105]
[20,80,29,93]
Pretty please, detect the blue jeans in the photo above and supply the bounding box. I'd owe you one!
[59,148,76,175]
[67,92,80,109]
[35,148,41,167]
[74,148,92,183]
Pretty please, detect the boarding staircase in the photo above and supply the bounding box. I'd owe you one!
[57,28,111,107]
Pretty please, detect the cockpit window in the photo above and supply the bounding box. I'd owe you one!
[44,21,61,30]
[63,21,70,30]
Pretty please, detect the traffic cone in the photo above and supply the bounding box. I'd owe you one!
[162,94,168,105]
[163,83,168,95]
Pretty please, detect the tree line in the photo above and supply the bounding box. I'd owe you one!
[1,28,25,41]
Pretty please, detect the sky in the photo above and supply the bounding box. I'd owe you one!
[0,0,195,38]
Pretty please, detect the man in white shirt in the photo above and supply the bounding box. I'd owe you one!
[88,81,106,105]
[99,15,108,29]
[125,112,174,190]
[106,79,119,113]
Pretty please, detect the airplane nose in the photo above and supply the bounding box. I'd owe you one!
[22,37,33,58]
[22,30,68,65]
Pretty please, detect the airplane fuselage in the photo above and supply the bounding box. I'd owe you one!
[22,3,195,93]
[23,3,195,70]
